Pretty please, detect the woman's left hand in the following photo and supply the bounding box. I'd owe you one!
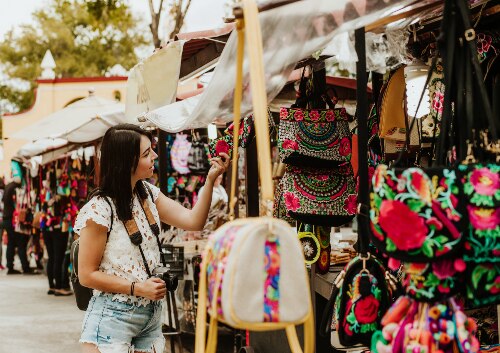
[207,152,230,184]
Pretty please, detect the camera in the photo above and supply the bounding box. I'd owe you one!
[152,267,179,292]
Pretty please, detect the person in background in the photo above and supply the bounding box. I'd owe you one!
[2,176,37,275]
[0,177,5,270]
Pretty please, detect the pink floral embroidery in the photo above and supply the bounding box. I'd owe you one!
[339,137,352,157]
[280,107,288,120]
[284,192,300,212]
[432,92,444,114]
[378,200,427,251]
[282,139,299,151]
[325,110,335,122]
[467,206,499,230]
[309,110,320,121]
[343,194,357,215]
[294,110,304,121]
[470,168,499,196]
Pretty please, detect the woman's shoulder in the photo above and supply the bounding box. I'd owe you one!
[141,180,161,202]
[74,195,114,234]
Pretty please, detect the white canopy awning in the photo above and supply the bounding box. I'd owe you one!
[16,138,69,158]
[12,94,126,143]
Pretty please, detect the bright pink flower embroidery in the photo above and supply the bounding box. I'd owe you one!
[426,217,443,230]
[339,137,352,157]
[309,110,320,122]
[433,258,457,280]
[280,107,289,120]
[432,92,444,114]
[467,206,500,230]
[470,168,499,196]
[343,194,357,215]
[282,139,299,151]
[284,192,300,212]
[378,200,427,251]
[325,110,335,122]
[316,174,329,181]
[354,295,379,324]
[294,110,304,121]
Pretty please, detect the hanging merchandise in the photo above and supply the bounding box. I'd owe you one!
[278,68,353,169]
[369,165,466,262]
[224,113,256,148]
[195,4,314,352]
[277,164,357,227]
[371,296,480,353]
[402,257,466,302]
[460,163,500,307]
[319,252,398,349]
[208,134,233,159]
[421,59,444,139]
[378,66,420,161]
[57,159,71,196]
[170,133,192,174]
[297,223,320,265]
[187,133,210,174]
[14,183,33,236]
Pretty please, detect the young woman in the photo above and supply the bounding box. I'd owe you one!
[74,124,229,353]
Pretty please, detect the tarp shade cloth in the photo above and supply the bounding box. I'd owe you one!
[12,95,125,143]
[125,41,184,120]
[145,0,437,132]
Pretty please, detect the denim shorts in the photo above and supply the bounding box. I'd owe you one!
[80,295,165,353]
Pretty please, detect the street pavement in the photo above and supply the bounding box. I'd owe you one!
[0,269,84,353]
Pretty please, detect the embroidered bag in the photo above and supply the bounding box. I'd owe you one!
[195,4,314,352]
[402,257,466,302]
[319,253,396,349]
[278,164,357,227]
[170,133,191,174]
[459,163,500,307]
[187,139,210,174]
[278,106,353,169]
[371,296,480,353]
[369,165,466,262]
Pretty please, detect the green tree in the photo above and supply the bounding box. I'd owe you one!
[0,0,148,114]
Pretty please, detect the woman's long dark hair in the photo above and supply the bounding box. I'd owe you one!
[92,124,152,222]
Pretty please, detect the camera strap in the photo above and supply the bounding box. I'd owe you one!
[123,182,167,278]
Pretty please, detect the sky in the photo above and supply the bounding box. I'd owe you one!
[0,0,228,40]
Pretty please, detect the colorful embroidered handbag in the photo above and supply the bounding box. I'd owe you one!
[458,163,500,307]
[402,257,466,302]
[195,4,314,352]
[371,296,480,353]
[278,164,357,227]
[369,165,466,262]
[319,253,396,349]
[278,106,352,169]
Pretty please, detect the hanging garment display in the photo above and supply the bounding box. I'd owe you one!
[187,140,210,174]
[170,133,192,174]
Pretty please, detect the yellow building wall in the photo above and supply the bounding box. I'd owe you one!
[1,78,127,178]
